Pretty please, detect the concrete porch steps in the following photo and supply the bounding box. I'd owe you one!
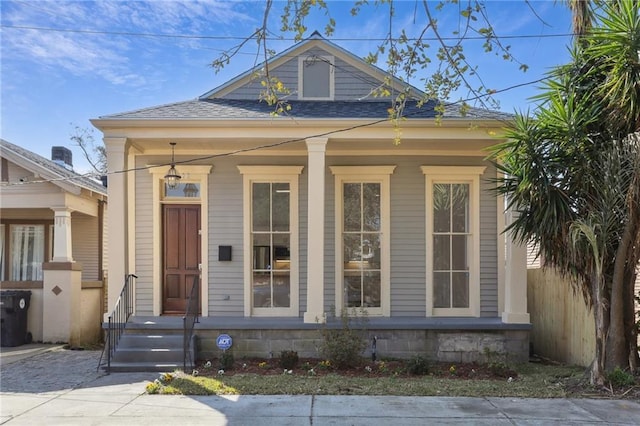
[105,333,195,373]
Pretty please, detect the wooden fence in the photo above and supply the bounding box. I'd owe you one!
[527,268,595,367]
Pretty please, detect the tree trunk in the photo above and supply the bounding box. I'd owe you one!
[624,265,639,371]
[606,210,637,371]
[591,275,609,385]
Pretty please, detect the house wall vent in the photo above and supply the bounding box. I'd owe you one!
[51,146,73,170]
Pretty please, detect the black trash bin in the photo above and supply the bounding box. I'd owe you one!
[0,290,32,347]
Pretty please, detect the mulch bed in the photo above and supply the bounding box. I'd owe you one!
[195,357,517,380]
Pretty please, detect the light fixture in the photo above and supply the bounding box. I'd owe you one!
[164,142,181,189]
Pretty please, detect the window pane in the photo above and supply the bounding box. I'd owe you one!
[363,271,381,307]
[272,273,290,307]
[451,235,468,270]
[343,233,361,264]
[253,271,271,308]
[252,183,270,232]
[451,184,469,233]
[452,272,469,308]
[433,235,450,270]
[344,273,362,307]
[273,234,290,270]
[362,233,381,269]
[11,225,44,281]
[433,183,451,232]
[303,59,330,98]
[165,182,201,198]
[363,183,380,231]
[272,183,290,232]
[253,234,271,270]
[433,272,450,308]
[343,183,361,231]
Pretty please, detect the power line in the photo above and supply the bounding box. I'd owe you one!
[1,75,549,188]
[0,24,575,42]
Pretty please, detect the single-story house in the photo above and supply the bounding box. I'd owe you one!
[0,139,107,346]
[91,33,530,365]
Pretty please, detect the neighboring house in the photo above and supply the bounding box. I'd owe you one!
[91,33,530,363]
[0,139,107,345]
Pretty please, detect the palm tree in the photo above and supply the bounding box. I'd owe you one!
[492,0,640,384]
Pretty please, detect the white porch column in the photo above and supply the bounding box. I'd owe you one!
[304,137,328,323]
[104,137,128,317]
[51,208,74,262]
[502,206,530,324]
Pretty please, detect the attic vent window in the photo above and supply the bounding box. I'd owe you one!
[299,55,334,100]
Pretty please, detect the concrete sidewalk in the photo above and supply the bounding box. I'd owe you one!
[1,346,640,425]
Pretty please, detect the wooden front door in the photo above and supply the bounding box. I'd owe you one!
[163,204,200,314]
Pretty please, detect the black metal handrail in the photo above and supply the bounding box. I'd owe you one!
[183,275,199,372]
[98,273,136,373]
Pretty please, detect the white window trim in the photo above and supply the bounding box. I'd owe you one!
[422,166,485,317]
[331,165,395,317]
[149,164,212,316]
[298,55,334,100]
[238,165,303,317]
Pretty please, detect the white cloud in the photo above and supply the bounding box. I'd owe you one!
[1,0,256,87]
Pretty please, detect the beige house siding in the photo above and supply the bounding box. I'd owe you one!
[221,46,396,102]
[131,153,500,318]
[72,213,100,280]
[208,157,246,316]
[134,165,154,315]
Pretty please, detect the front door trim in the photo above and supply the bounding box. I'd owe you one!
[149,164,212,316]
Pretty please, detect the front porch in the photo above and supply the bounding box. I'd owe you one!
[123,315,531,363]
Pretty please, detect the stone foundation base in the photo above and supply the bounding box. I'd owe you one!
[196,329,530,363]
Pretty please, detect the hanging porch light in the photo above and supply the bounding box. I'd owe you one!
[164,142,181,189]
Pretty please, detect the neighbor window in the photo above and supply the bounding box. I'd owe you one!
[299,55,334,100]
[331,166,395,316]
[238,165,303,316]
[0,224,49,282]
[422,166,485,317]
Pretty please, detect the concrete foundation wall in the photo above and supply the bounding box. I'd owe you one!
[196,329,529,363]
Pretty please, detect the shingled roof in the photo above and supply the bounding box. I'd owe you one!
[99,98,511,121]
[0,139,107,195]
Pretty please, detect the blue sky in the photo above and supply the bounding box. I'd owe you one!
[1,1,573,173]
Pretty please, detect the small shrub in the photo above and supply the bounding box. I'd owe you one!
[406,355,430,376]
[146,380,162,394]
[483,347,514,378]
[319,307,368,369]
[219,351,234,370]
[607,367,635,387]
[279,350,299,369]
[317,360,331,370]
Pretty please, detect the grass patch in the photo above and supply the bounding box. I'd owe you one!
[147,363,586,398]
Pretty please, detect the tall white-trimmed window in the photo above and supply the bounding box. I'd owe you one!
[422,166,485,317]
[238,166,303,316]
[298,55,334,100]
[331,166,395,316]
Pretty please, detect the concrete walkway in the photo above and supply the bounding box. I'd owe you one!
[2,346,640,425]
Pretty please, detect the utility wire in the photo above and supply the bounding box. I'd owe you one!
[0,24,575,42]
[1,75,549,188]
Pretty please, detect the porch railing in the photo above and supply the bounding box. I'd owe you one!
[97,273,136,373]
[183,275,199,372]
